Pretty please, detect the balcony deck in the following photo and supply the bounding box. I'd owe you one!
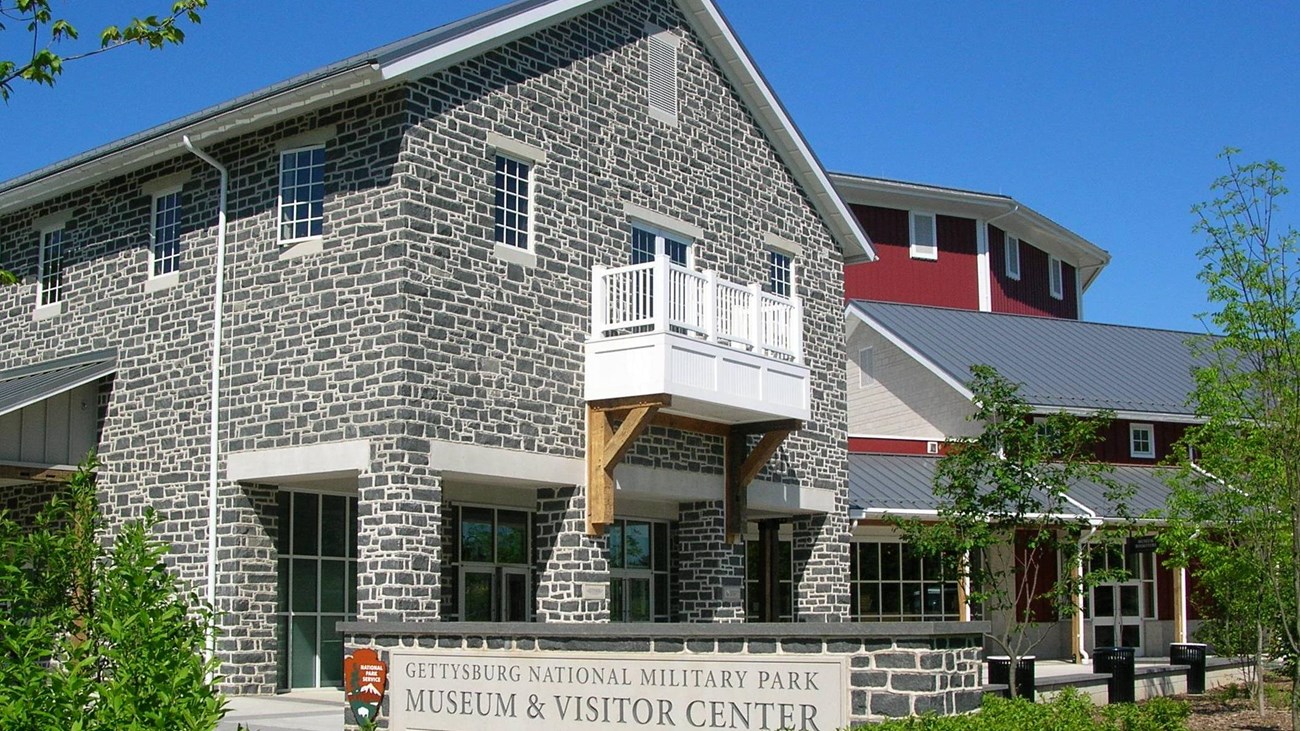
[585,257,810,424]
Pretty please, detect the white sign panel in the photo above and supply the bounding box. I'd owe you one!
[389,650,846,731]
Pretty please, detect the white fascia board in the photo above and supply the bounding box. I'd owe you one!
[681,0,874,263]
[1029,405,1205,425]
[0,65,381,216]
[846,303,975,402]
[380,0,617,81]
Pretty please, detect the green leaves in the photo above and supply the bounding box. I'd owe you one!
[0,1,208,101]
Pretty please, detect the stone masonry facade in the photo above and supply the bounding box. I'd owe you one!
[0,0,849,692]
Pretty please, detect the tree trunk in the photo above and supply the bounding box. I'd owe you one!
[1256,621,1265,716]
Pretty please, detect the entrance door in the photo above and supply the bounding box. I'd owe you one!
[1089,547,1143,653]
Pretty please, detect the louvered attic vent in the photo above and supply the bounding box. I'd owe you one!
[646,26,679,125]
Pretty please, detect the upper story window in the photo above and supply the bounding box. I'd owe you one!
[767,249,793,298]
[1129,423,1155,459]
[631,225,689,266]
[151,189,182,277]
[1048,255,1064,299]
[494,155,532,250]
[278,145,325,242]
[38,226,66,307]
[909,211,937,260]
[1005,234,1021,280]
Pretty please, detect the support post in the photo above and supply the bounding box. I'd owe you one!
[724,420,800,543]
[586,395,670,536]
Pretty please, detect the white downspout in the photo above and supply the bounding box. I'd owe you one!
[1077,521,1102,662]
[183,135,228,661]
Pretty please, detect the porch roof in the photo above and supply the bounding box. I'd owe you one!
[0,350,116,418]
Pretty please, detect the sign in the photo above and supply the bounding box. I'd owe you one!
[345,648,389,726]
[1127,535,1159,554]
[388,650,846,731]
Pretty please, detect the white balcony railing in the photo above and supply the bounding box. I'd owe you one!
[591,255,803,363]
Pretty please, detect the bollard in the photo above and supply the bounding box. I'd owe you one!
[1092,646,1135,704]
[986,655,1036,701]
[1170,643,1208,695]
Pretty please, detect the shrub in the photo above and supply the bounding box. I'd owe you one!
[0,458,227,730]
[865,689,1190,731]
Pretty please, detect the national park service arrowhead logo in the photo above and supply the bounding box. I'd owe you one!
[345,649,388,726]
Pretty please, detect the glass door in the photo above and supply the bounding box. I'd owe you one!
[1088,547,1143,654]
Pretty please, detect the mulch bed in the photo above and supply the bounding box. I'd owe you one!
[1182,683,1293,731]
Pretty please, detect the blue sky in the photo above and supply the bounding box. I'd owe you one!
[2,1,1297,333]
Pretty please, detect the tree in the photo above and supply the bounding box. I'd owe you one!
[898,365,1129,699]
[0,1,207,101]
[1163,148,1300,723]
[0,456,227,729]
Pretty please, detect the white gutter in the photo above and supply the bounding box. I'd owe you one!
[986,203,1019,226]
[183,135,228,662]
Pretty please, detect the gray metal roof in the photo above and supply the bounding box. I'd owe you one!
[0,350,117,418]
[850,300,1215,417]
[848,453,1173,521]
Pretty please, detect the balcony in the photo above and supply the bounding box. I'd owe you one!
[585,256,811,424]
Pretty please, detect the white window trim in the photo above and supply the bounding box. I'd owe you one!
[1129,423,1155,459]
[1005,234,1021,280]
[909,211,938,261]
[858,347,874,388]
[766,247,795,298]
[36,224,65,312]
[277,143,326,246]
[148,186,183,281]
[492,151,537,259]
[1048,255,1064,300]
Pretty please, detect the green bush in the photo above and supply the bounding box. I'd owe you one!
[866,689,1189,731]
[0,458,227,730]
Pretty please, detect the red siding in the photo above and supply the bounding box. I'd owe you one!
[990,226,1079,319]
[845,205,980,309]
[849,437,946,455]
[1016,529,1059,622]
[1094,420,1188,465]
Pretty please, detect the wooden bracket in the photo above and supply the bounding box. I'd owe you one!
[724,421,800,543]
[586,395,671,535]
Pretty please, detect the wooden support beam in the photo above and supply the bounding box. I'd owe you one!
[737,430,793,489]
[724,422,800,543]
[602,410,732,438]
[0,464,76,483]
[585,397,666,536]
[731,418,803,436]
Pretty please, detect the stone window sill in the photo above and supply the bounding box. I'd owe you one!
[32,301,63,321]
[142,271,181,294]
[279,237,324,262]
[494,242,537,268]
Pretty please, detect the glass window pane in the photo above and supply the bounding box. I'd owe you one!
[463,571,493,621]
[319,615,345,687]
[653,522,669,571]
[609,522,624,569]
[1119,585,1140,617]
[901,544,922,581]
[1095,625,1115,648]
[880,543,901,581]
[778,541,792,582]
[625,522,651,569]
[291,616,317,689]
[321,560,346,613]
[276,616,289,690]
[348,499,358,558]
[1094,586,1114,617]
[610,579,624,622]
[859,543,879,581]
[460,507,494,563]
[902,582,924,616]
[503,572,529,623]
[277,557,290,613]
[292,558,318,612]
[859,584,879,619]
[348,560,358,615]
[626,578,651,622]
[321,496,347,557]
[292,493,319,555]
[496,510,528,565]
[1121,625,1141,648]
[880,583,901,617]
[654,575,669,622]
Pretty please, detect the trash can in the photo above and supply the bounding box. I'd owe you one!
[1092,646,1135,704]
[1170,642,1208,694]
[986,655,1036,701]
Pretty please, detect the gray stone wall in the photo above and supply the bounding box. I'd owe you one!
[534,486,609,622]
[675,500,744,622]
[342,622,986,729]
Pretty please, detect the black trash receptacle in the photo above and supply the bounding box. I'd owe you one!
[1170,642,1208,694]
[1093,646,1136,704]
[986,655,1036,701]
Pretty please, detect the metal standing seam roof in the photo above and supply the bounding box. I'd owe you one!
[847,453,1174,521]
[0,350,117,418]
[850,300,1217,417]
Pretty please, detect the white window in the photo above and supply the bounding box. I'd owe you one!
[909,211,937,260]
[767,249,793,298]
[278,145,325,242]
[494,155,532,250]
[630,224,690,266]
[38,226,66,307]
[851,541,962,622]
[1130,424,1155,459]
[151,189,182,277]
[646,27,679,125]
[1048,255,1064,299]
[1005,234,1021,280]
[858,347,874,388]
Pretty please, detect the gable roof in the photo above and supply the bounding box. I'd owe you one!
[848,300,1214,420]
[831,172,1107,289]
[0,0,872,262]
[847,453,1172,522]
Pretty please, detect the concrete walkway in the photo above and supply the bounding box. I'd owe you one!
[218,689,344,731]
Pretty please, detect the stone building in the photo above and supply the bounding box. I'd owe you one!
[0,0,876,695]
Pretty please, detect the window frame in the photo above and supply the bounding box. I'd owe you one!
[277,144,326,245]
[449,504,534,623]
[1129,423,1155,459]
[493,153,534,252]
[630,222,693,268]
[608,517,671,623]
[150,186,184,278]
[1048,255,1064,300]
[1004,234,1021,280]
[37,224,66,309]
[849,538,962,622]
[766,247,794,298]
[909,211,938,261]
[858,346,874,388]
